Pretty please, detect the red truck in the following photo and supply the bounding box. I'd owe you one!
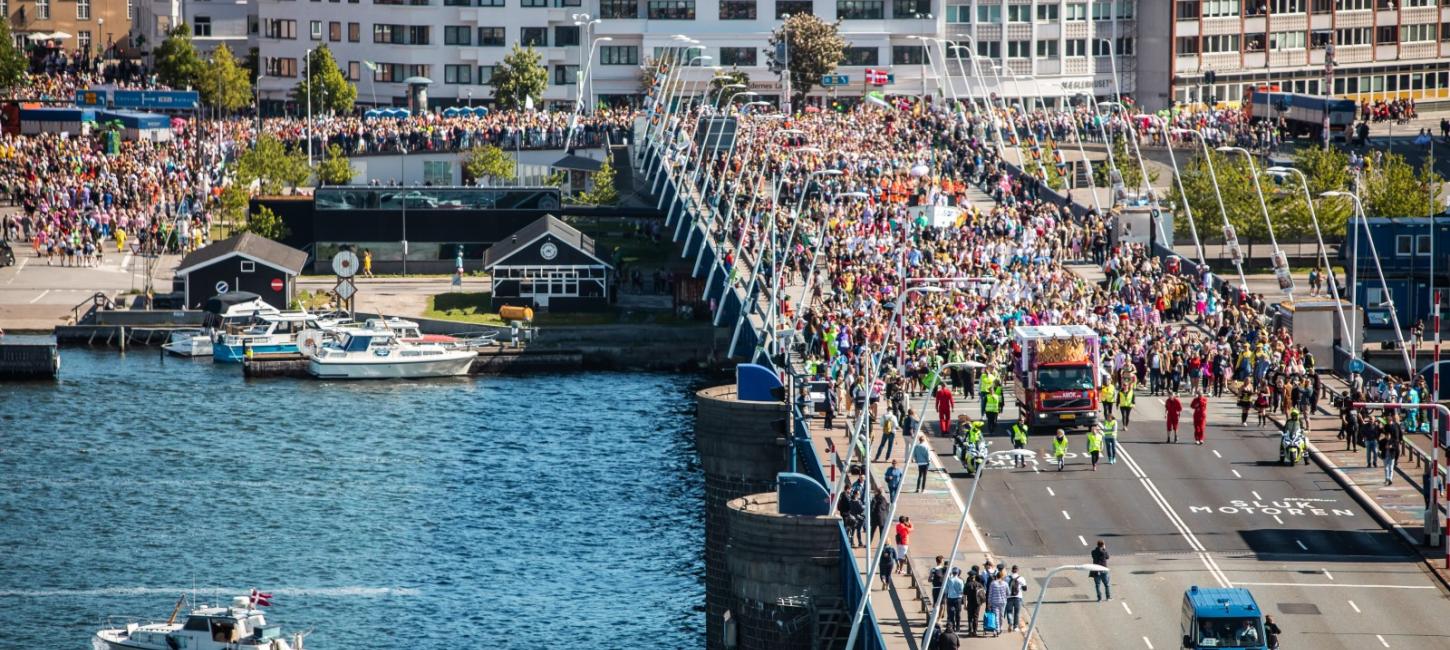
[1012,325,1102,433]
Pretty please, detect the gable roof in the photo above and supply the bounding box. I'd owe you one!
[483,214,612,269]
[550,154,604,173]
[177,232,309,277]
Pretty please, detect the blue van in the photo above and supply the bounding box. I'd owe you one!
[1181,586,1268,649]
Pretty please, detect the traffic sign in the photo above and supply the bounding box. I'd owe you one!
[332,250,359,278]
[215,281,229,294]
[1348,359,1365,374]
[335,278,356,301]
[270,278,284,292]
[820,74,849,87]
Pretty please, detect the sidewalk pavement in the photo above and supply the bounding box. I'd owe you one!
[807,413,1042,650]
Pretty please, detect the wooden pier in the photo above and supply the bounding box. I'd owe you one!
[0,335,60,378]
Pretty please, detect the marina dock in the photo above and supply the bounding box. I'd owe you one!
[0,334,60,378]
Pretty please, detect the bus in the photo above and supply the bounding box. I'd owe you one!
[1244,86,1356,141]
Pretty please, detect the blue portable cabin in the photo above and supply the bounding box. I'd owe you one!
[1180,586,1268,650]
[18,107,96,135]
[98,109,174,143]
[1340,216,1450,328]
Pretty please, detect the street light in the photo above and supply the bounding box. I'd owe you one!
[766,168,844,343]
[1219,146,1293,303]
[1267,166,1352,344]
[1322,190,1414,370]
[1020,564,1111,650]
[1172,127,1247,289]
[305,46,317,167]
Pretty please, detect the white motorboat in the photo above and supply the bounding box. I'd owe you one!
[161,329,212,357]
[213,311,319,363]
[94,594,304,650]
[302,327,477,379]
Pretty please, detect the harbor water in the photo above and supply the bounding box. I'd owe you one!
[0,349,705,648]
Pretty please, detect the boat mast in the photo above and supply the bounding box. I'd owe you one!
[166,593,186,625]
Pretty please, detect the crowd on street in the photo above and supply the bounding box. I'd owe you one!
[275,111,636,156]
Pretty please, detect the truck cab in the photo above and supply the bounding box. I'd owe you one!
[1181,586,1268,650]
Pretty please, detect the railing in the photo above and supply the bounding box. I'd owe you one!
[69,292,117,325]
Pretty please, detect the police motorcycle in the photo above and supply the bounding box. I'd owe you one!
[1279,409,1309,466]
[952,420,990,477]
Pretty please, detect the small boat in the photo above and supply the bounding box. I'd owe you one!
[302,327,477,379]
[94,594,304,650]
[213,312,319,363]
[161,328,212,357]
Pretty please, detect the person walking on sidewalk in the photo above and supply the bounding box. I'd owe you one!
[1087,425,1104,471]
[929,555,949,610]
[1363,416,1381,468]
[874,410,898,461]
[986,571,1009,636]
[965,568,986,637]
[1191,391,1210,445]
[943,566,965,631]
[1004,565,1029,631]
[1382,413,1403,485]
[1237,388,1253,426]
[1091,540,1112,601]
[1052,429,1069,471]
[878,543,896,589]
[913,435,932,492]
[1102,411,1120,464]
[884,459,904,501]
[894,516,914,574]
[870,488,889,545]
[1165,393,1183,443]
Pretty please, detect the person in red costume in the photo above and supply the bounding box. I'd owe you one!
[934,381,955,436]
[1164,393,1183,444]
[1191,391,1210,445]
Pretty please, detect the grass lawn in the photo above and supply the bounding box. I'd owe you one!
[425,292,695,327]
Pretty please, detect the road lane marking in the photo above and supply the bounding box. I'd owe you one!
[1143,637,1154,649]
[1323,569,1334,581]
[28,289,48,304]
[1212,449,1222,458]
[1233,582,1435,589]
[924,442,989,553]
[1348,600,1361,613]
[1062,510,1072,520]
[1296,539,1308,551]
[121,253,133,270]
[1122,601,1133,615]
[1118,445,1232,587]
[1046,486,1055,496]
[1252,491,1262,500]
[1273,515,1284,525]
[5,258,25,284]
[1232,470,1242,478]
[1377,634,1390,647]
[1078,535,1088,546]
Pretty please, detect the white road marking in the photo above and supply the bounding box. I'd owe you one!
[1273,515,1284,525]
[1122,601,1133,615]
[1323,569,1334,581]
[1143,636,1154,649]
[1062,510,1072,520]
[1078,535,1088,546]
[1234,582,1435,590]
[1252,491,1262,500]
[120,253,133,270]
[1348,600,1361,613]
[1377,634,1390,647]
[1212,449,1222,458]
[1296,539,1308,551]
[924,441,989,553]
[1231,469,1242,478]
[1046,486,1055,496]
[5,258,25,283]
[28,289,48,303]
[1117,445,1232,587]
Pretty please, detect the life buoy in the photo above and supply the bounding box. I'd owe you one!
[302,337,319,354]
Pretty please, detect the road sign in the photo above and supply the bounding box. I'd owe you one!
[270,278,284,292]
[215,281,229,294]
[820,74,849,87]
[335,278,356,301]
[332,250,359,278]
[1349,359,1365,374]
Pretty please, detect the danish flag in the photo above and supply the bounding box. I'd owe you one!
[865,68,889,86]
[250,589,273,607]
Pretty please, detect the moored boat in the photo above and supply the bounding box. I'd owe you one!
[161,329,212,357]
[93,594,304,650]
[303,327,476,379]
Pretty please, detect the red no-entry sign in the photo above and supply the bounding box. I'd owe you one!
[271,278,284,292]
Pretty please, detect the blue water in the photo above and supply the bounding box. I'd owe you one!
[0,349,705,649]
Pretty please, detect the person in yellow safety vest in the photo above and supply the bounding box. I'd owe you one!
[1117,381,1136,429]
[979,367,999,417]
[1086,425,1104,471]
[1052,429,1069,471]
[1101,411,1120,465]
[1101,381,1117,419]
[984,384,1003,435]
[1011,422,1029,468]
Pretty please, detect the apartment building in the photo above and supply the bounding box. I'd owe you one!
[133,0,255,57]
[6,0,134,55]
[1142,0,1450,112]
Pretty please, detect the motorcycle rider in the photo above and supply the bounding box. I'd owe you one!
[1280,408,1309,465]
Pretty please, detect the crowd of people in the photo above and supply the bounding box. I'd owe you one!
[276,111,635,156]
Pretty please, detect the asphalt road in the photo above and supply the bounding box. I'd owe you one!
[920,389,1450,650]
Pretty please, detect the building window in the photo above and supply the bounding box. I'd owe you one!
[264,19,298,40]
[654,46,704,62]
[1202,0,1240,16]
[976,4,1001,22]
[840,46,878,66]
[945,5,969,22]
[77,0,90,20]
[445,26,472,45]
[1176,36,1200,55]
[374,25,429,45]
[554,25,580,46]
[1270,0,1305,11]
[444,0,470,5]
[348,23,360,42]
[1375,25,1399,45]
[445,64,473,84]
[553,64,578,85]
[1065,38,1088,57]
[240,261,256,273]
[893,0,929,18]
[194,17,213,37]
[1401,23,1436,43]
[265,57,299,77]
[521,27,547,46]
[720,46,757,66]
[478,27,506,46]
[600,45,639,65]
[36,0,49,21]
[521,0,547,6]
[647,0,695,18]
[891,45,923,65]
[720,0,756,18]
[1065,2,1088,20]
[1396,235,1412,256]
[776,0,812,18]
[600,0,638,18]
[1336,26,1370,45]
[976,40,1000,58]
[127,0,132,19]
[78,31,90,52]
[1006,4,1031,22]
[1202,34,1240,52]
[1036,39,1059,58]
[1177,0,1201,19]
[838,0,884,19]
[329,21,341,42]
[1007,40,1031,58]
[1417,235,1432,255]
[478,66,495,84]
[1270,30,1305,49]
[478,0,505,5]
[1036,3,1060,21]
[424,161,451,187]
[311,20,323,41]
[347,61,360,80]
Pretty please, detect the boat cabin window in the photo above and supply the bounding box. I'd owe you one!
[182,616,211,631]
[343,335,374,352]
[211,620,237,642]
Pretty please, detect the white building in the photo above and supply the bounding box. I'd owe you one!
[133,0,256,60]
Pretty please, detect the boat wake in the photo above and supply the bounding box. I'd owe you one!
[0,586,422,598]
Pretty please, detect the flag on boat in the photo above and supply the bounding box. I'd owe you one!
[250,589,273,607]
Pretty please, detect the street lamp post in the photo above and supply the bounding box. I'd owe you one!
[1323,190,1414,371]
[1174,128,1248,289]
[1220,146,1293,304]
[305,46,316,168]
[1268,166,1351,344]
[1020,564,1111,650]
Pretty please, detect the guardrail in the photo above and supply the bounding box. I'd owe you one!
[68,292,116,325]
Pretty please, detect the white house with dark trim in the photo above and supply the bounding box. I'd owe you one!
[483,215,612,312]
[176,233,309,310]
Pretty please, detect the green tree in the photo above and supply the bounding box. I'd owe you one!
[1092,135,1157,191]
[197,44,253,112]
[490,44,547,111]
[1364,151,1443,218]
[767,14,847,106]
[577,157,620,206]
[1267,145,1351,248]
[708,68,752,107]
[236,133,311,194]
[1037,141,1067,191]
[0,18,26,90]
[216,184,251,235]
[1174,149,1268,257]
[290,45,356,115]
[316,144,354,186]
[241,205,289,241]
[463,145,515,184]
[153,24,204,90]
